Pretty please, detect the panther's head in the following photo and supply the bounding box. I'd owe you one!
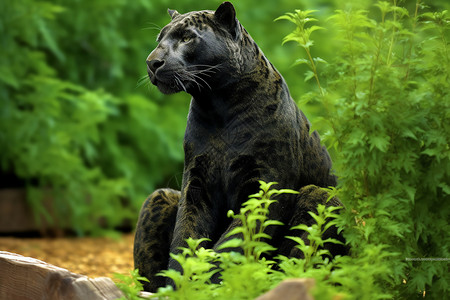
[146,2,242,95]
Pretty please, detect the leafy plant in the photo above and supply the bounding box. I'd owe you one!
[151,182,290,300]
[275,10,326,95]
[278,1,450,298]
[218,181,297,260]
[280,202,343,272]
[115,269,149,300]
[130,181,342,300]
[215,182,298,299]
[0,0,187,235]
[156,238,219,300]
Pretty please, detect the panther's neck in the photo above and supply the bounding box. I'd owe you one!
[188,66,289,129]
[236,27,278,75]
[187,26,290,127]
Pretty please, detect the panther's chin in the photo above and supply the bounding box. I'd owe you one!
[149,75,182,95]
[156,82,181,95]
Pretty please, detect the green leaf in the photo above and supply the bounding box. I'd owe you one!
[286,236,306,246]
[293,58,310,67]
[304,70,315,82]
[291,224,310,231]
[369,135,390,152]
[313,57,327,64]
[224,227,245,237]
[263,220,284,227]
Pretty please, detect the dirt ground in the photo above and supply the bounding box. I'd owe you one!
[0,233,135,279]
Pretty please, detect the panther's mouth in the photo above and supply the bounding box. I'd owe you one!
[147,68,183,95]
[147,67,157,85]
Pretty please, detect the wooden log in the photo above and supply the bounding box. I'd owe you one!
[0,251,124,300]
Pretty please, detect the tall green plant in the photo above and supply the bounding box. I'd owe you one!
[278,1,449,297]
[218,181,296,260]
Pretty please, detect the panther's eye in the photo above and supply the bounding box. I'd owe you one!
[181,36,191,43]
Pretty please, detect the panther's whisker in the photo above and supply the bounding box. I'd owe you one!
[178,73,202,91]
[187,63,223,70]
[186,64,222,73]
[182,71,210,91]
[178,71,208,91]
[188,73,212,90]
[188,69,215,77]
[136,75,150,89]
[174,73,188,92]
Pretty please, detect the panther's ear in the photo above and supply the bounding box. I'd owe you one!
[214,2,240,39]
[168,9,180,19]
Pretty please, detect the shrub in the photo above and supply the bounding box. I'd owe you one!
[0,0,186,234]
[277,1,449,297]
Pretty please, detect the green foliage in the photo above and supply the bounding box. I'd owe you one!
[219,181,296,260]
[0,0,187,234]
[156,238,220,300]
[275,201,351,300]
[136,181,343,300]
[152,182,293,300]
[0,2,131,233]
[279,1,449,298]
[275,10,326,94]
[115,269,149,300]
[215,182,298,299]
[282,203,343,270]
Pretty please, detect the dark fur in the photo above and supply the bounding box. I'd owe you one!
[134,2,347,292]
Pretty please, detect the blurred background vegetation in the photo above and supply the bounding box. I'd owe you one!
[0,0,448,236]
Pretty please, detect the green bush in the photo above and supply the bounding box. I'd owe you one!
[278,1,449,297]
[0,0,188,234]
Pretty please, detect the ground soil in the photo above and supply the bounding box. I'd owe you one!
[0,233,135,279]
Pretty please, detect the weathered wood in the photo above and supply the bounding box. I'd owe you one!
[0,251,124,300]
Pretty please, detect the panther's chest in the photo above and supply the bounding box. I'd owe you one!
[185,113,262,157]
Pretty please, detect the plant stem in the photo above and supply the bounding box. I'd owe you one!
[386,0,398,66]
[305,47,325,96]
[404,0,421,81]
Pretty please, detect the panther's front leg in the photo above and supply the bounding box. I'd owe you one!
[134,189,180,292]
[167,182,218,278]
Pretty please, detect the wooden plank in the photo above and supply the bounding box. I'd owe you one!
[0,251,123,300]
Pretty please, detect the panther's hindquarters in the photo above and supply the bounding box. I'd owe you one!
[276,185,348,259]
[133,188,180,292]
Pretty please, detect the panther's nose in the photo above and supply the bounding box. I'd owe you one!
[147,59,164,73]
